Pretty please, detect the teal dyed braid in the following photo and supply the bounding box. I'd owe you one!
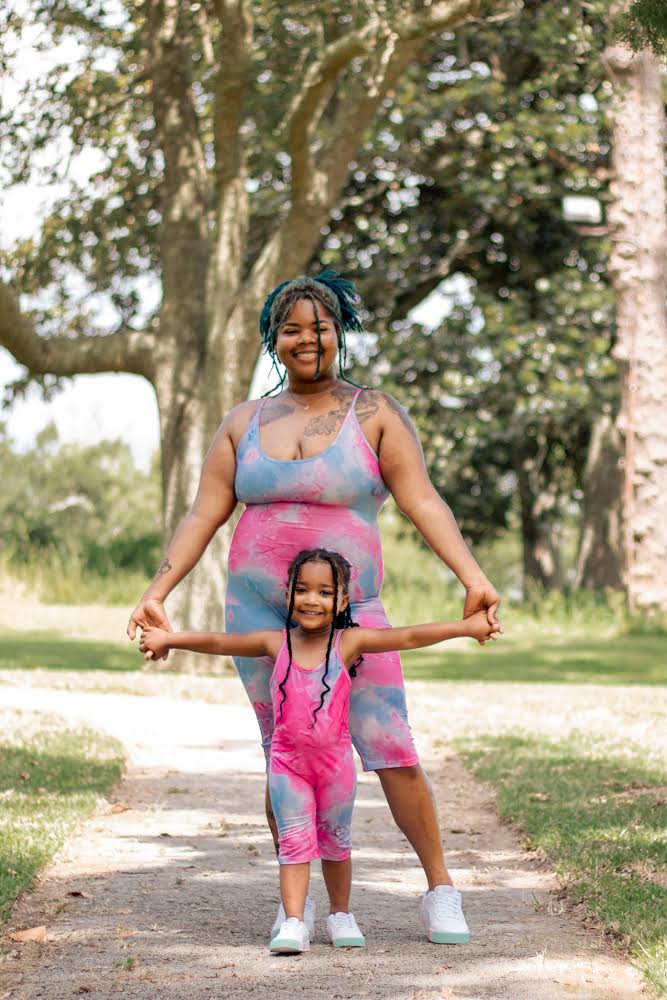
[259,270,365,395]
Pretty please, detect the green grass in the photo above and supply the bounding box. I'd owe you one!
[0,630,142,673]
[402,634,667,685]
[0,626,663,686]
[0,715,125,925]
[459,733,667,997]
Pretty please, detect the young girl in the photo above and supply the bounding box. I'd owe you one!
[139,547,501,954]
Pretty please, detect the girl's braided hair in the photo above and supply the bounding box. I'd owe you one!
[259,270,365,394]
[276,548,362,728]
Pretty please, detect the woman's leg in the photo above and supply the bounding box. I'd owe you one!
[347,600,451,890]
[376,764,451,890]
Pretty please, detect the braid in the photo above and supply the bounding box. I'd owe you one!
[277,552,308,722]
[310,556,337,727]
[258,271,366,394]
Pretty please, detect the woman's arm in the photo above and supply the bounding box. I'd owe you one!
[127,403,256,642]
[375,394,501,623]
[140,627,282,661]
[340,610,498,663]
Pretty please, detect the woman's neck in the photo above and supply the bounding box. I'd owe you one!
[286,373,339,396]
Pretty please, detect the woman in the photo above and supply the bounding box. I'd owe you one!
[128,271,501,945]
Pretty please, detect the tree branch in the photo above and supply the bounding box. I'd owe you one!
[212,0,252,187]
[0,283,156,379]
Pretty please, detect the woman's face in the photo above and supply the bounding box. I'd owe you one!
[274,297,339,381]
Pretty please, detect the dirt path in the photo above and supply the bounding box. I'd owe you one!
[0,685,646,1000]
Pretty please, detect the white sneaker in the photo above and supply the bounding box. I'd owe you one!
[269,917,310,954]
[271,896,316,940]
[420,885,470,944]
[326,911,365,948]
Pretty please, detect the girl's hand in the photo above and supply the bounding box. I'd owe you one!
[128,598,172,660]
[465,609,503,645]
[139,626,172,660]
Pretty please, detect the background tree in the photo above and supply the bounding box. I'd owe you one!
[321,0,619,591]
[603,4,667,613]
[0,0,519,647]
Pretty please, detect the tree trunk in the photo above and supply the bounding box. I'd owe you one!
[515,441,563,592]
[604,35,667,613]
[575,412,625,590]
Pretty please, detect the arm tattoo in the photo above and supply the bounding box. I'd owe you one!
[383,393,421,441]
[154,557,172,579]
[354,389,381,425]
[260,399,296,426]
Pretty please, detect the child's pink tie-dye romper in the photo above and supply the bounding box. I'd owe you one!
[269,630,355,863]
[226,389,418,772]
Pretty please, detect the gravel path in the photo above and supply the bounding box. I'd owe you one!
[0,685,647,1000]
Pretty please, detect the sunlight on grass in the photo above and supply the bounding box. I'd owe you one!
[459,733,667,996]
[0,630,141,673]
[0,711,125,925]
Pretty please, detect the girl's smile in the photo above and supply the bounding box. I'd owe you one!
[289,559,349,635]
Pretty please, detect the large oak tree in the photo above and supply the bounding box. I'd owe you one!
[0,1,518,639]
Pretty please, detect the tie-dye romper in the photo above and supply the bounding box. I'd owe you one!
[226,389,418,772]
[269,630,355,863]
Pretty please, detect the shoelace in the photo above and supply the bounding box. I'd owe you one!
[330,912,357,931]
[282,917,304,932]
[431,889,461,918]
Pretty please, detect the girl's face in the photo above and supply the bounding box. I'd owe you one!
[274,298,339,382]
[289,559,349,633]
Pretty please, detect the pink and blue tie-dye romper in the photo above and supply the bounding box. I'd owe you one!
[226,388,418,772]
[269,630,355,863]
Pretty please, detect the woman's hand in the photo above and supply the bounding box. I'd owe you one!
[464,609,503,645]
[139,626,172,661]
[463,581,501,628]
[128,599,173,660]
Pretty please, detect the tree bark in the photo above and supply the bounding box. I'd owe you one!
[1,1,521,670]
[603,33,667,613]
[574,412,624,590]
[515,440,563,592]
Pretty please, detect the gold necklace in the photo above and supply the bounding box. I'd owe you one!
[287,387,331,411]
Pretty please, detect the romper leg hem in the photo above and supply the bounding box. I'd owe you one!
[361,751,420,773]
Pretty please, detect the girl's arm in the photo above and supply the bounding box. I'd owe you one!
[140,627,282,661]
[340,611,499,664]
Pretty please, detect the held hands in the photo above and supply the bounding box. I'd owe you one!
[139,626,172,661]
[127,598,173,660]
[464,609,503,645]
[463,581,501,628]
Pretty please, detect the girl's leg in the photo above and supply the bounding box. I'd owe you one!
[377,765,451,890]
[280,862,311,920]
[321,858,352,913]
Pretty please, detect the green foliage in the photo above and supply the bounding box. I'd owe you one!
[0,422,162,584]
[617,0,667,55]
[328,0,616,554]
[460,733,667,995]
[0,712,125,924]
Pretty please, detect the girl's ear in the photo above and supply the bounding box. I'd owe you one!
[339,592,350,612]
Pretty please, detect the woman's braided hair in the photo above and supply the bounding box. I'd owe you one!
[276,548,362,728]
[258,270,365,395]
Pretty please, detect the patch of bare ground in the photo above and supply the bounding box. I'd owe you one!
[0,682,651,1000]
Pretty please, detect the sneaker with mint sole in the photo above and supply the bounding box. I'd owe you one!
[420,885,470,944]
[271,896,315,940]
[269,917,310,954]
[326,911,365,948]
